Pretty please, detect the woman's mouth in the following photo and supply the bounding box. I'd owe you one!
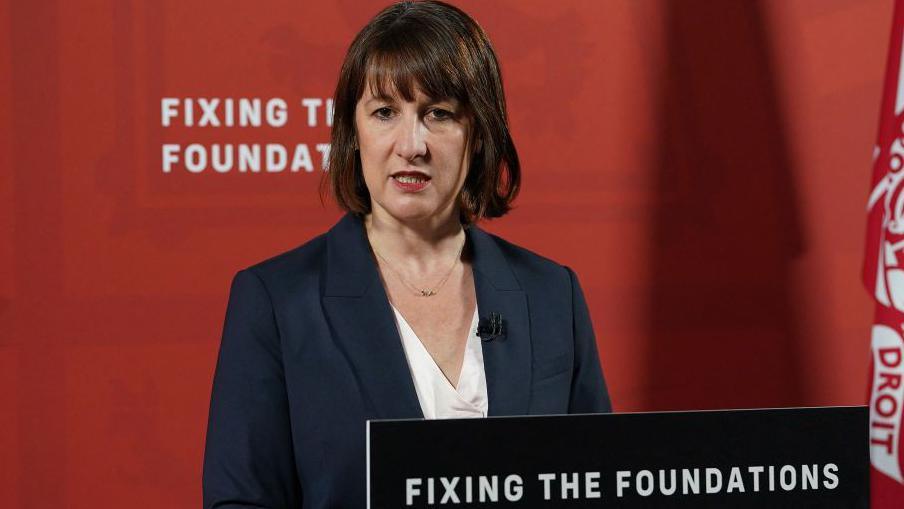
[391,172,431,192]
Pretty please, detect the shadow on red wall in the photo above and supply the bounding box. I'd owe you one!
[645,1,807,410]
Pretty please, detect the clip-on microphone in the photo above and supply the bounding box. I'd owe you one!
[477,313,505,342]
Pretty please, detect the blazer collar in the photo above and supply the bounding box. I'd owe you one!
[323,213,382,298]
[322,212,521,296]
[321,213,532,417]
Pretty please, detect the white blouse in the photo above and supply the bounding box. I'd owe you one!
[390,304,488,419]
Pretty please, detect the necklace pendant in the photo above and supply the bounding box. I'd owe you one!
[420,289,436,297]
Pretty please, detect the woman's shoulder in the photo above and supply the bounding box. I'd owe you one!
[474,227,578,290]
[236,231,330,296]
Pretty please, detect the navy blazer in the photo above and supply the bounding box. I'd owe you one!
[202,213,611,509]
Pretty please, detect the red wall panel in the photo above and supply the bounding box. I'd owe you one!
[2,0,887,506]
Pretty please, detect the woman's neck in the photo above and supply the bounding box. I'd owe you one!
[364,209,466,272]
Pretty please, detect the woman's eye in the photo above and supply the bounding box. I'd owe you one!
[373,107,394,120]
[429,108,453,121]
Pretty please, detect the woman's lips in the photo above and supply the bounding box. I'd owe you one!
[391,172,431,192]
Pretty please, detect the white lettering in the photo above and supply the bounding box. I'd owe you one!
[161,98,179,127]
[316,143,331,170]
[185,143,206,173]
[705,468,722,494]
[780,465,797,490]
[636,470,654,497]
[184,98,194,126]
[682,468,700,494]
[871,325,904,482]
[211,144,232,173]
[439,477,458,504]
[266,144,287,172]
[726,467,745,493]
[561,472,579,499]
[659,469,677,496]
[224,98,234,126]
[478,476,498,503]
[266,98,288,127]
[616,471,631,498]
[198,98,221,127]
[503,475,523,501]
[162,144,180,173]
[748,466,764,491]
[239,98,261,126]
[405,478,421,506]
[537,473,555,500]
[326,98,335,126]
[301,97,323,127]
[585,471,601,499]
[801,464,818,490]
[291,144,313,172]
[823,463,839,489]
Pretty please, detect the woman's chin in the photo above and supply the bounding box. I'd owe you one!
[377,202,451,225]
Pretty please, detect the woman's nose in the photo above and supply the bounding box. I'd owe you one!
[394,114,427,161]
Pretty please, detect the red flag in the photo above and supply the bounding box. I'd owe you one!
[865,1,904,505]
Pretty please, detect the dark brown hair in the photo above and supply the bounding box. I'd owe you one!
[324,0,520,223]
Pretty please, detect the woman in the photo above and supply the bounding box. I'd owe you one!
[202,1,611,507]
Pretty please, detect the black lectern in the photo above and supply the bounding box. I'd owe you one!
[368,406,868,508]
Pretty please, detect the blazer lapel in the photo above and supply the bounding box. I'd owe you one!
[320,213,423,420]
[468,226,532,416]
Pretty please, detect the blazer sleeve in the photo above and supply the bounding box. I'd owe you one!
[202,269,302,509]
[564,266,613,414]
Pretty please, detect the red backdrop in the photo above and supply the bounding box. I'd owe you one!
[0,0,889,506]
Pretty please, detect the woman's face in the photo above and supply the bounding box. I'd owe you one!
[355,83,472,226]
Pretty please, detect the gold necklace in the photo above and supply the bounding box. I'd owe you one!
[370,229,466,297]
